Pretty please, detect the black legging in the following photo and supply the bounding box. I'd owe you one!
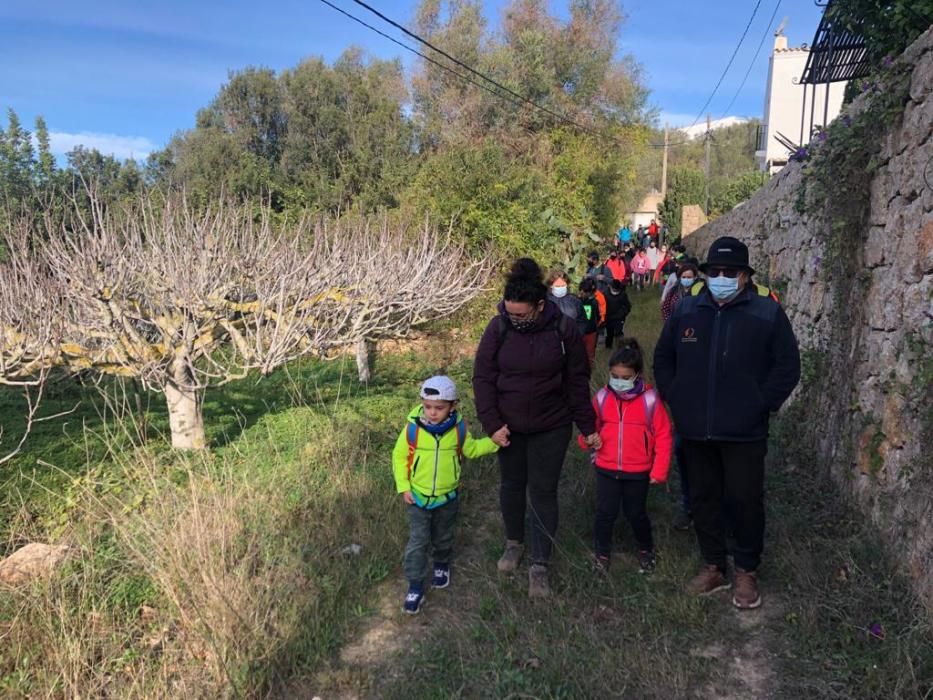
[593,471,653,556]
[604,320,625,348]
[498,424,572,564]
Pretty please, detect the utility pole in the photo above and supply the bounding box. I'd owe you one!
[704,113,711,216]
[661,124,669,197]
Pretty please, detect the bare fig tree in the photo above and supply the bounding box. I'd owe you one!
[10,194,489,449]
[0,224,63,464]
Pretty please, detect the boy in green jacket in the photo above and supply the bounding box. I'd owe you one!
[393,375,499,614]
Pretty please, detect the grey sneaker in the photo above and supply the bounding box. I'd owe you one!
[497,540,524,573]
[528,564,551,598]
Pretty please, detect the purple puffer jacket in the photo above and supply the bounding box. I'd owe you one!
[472,300,596,437]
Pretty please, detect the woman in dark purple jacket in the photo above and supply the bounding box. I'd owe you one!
[473,258,599,598]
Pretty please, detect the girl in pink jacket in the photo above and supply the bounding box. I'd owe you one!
[631,249,651,291]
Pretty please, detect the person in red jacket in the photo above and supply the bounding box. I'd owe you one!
[578,338,673,573]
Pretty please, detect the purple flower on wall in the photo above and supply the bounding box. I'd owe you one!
[812,256,822,271]
[790,146,810,163]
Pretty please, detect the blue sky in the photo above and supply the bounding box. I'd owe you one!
[0,0,825,159]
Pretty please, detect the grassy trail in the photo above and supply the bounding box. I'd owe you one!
[1,288,930,698]
[314,286,933,700]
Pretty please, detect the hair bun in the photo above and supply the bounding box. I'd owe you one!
[508,257,543,283]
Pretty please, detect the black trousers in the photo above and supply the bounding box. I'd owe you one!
[682,439,767,572]
[593,471,653,556]
[604,320,625,348]
[498,424,572,564]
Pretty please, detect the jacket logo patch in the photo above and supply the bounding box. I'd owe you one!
[682,327,697,343]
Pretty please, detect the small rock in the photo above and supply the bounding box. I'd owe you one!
[139,605,158,622]
[0,543,71,586]
[341,544,363,556]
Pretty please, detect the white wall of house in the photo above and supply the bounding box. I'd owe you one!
[756,34,848,174]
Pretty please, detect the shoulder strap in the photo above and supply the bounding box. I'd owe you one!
[691,281,705,296]
[754,283,780,303]
[493,315,510,360]
[554,312,572,357]
[595,387,611,423]
[642,388,658,436]
[455,418,466,459]
[405,421,420,476]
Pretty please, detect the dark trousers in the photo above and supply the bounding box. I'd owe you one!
[604,320,624,348]
[682,439,767,572]
[403,498,459,586]
[593,472,653,556]
[498,424,572,564]
[674,432,690,512]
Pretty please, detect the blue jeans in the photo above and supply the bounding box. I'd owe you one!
[403,498,459,586]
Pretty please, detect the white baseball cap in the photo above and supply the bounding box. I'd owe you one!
[420,375,458,402]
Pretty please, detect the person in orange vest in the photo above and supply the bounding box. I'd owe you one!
[605,249,627,284]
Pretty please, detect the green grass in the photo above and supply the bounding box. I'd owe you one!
[1,287,931,698]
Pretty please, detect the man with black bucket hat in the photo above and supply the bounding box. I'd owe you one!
[653,236,800,610]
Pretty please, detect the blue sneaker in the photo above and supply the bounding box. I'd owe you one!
[403,585,424,614]
[431,562,450,589]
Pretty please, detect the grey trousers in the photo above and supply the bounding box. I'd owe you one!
[403,498,460,586]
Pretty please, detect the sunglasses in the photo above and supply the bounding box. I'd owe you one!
[706,267,741,279]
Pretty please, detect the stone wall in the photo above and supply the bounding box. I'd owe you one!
[685,28,933,612]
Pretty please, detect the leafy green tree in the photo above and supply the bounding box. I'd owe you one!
[827,0,931,64]
[0,109,36,204]
[658,166,706,236]
[33,116,56,187]
[711,171,768,216]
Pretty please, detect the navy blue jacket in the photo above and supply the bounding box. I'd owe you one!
[652,286,800,442]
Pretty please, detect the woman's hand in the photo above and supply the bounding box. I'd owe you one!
[491,424,511,448]
[584,432,602,449]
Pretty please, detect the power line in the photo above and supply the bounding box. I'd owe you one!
[718,0,783,118]
[688,0,763,128]
[316,0,688,149]
[316,0,532,113]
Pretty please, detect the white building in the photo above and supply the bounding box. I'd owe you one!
[756,32,847,174]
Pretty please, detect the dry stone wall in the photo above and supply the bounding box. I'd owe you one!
[685,28,933,612]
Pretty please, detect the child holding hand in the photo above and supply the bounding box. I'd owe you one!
[579,339,672,573]
[393,375,499,614]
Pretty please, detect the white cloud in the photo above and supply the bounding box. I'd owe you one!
[48,131,157,160]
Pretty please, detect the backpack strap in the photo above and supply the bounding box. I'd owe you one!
[555,312,571,357]
[595,387,611,423]
[405,421,420,478]
[495,309,571,360]
[642,388,658,437]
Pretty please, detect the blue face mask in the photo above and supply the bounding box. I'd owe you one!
[609,376,636,392]
[680,277,694,288]
[551,286,568,299]
[707,275,740,301]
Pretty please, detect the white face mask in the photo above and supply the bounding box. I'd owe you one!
[609,376,636,392]
[551,285,568,299]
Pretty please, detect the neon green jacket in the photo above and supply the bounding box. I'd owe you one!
[392,406,498,497]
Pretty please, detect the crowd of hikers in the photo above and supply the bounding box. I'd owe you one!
[392,232,801,617]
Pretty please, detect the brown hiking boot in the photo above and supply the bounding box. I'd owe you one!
[528,564,551,598]
[497,540,524,573]
[733,568,762,609]
[687,564,730,596]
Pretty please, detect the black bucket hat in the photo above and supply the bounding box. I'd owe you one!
[699,236,755,275]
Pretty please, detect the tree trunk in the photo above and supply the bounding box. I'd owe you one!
[164,357,205,450]
[356,338,375,383]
